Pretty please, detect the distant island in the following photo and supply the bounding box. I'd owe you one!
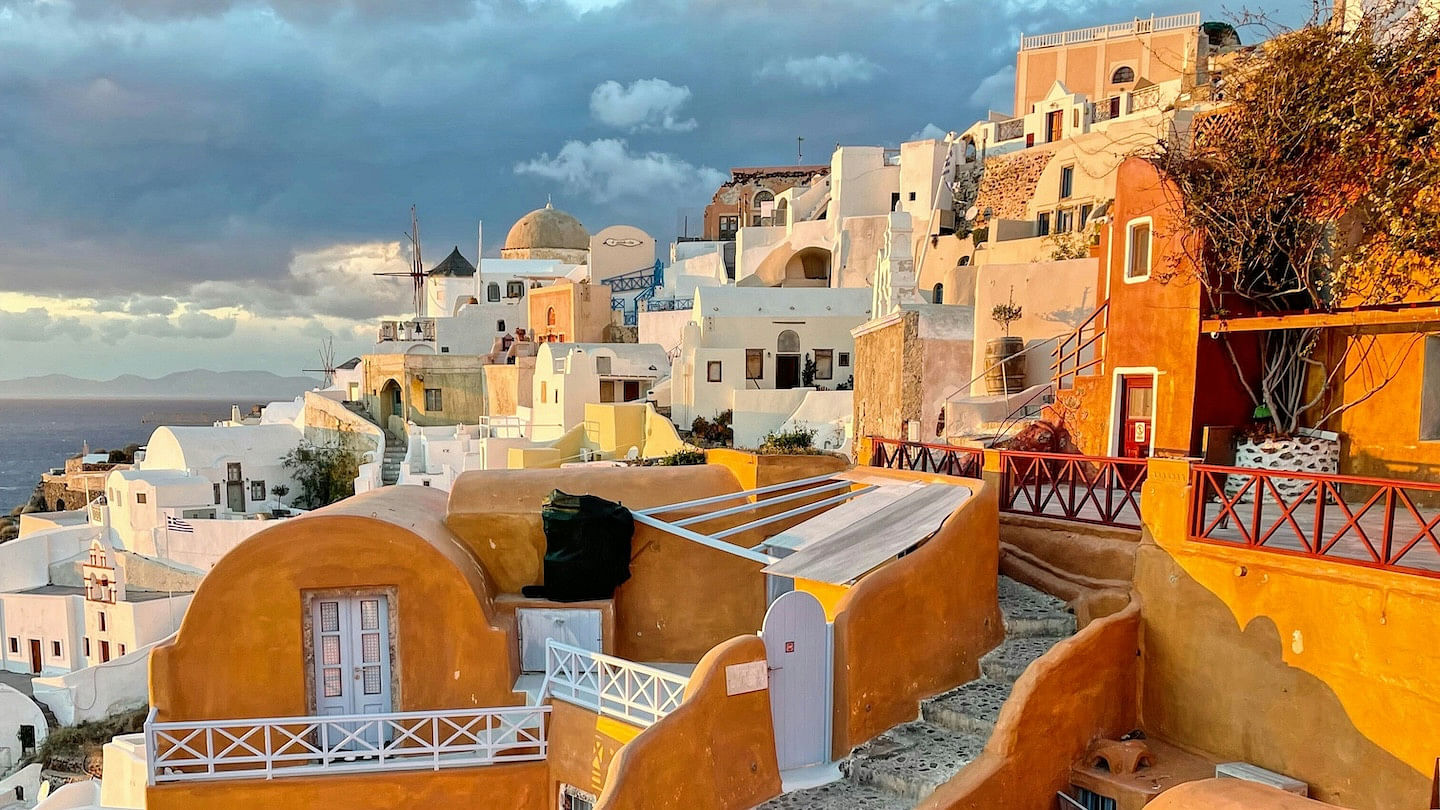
[0,370,322,400]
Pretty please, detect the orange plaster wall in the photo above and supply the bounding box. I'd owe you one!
[1329,327,1440,486]
[148,486,520,724]
[545,699,641,806]
[147,762,548,810]
[595,635,782,810]
[829,473,1005,758]
[919,601,1141,809]
[1149,778,1351,810]
[1135,458,1440,809]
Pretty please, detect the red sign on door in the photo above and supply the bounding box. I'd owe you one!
[785,641,795,653]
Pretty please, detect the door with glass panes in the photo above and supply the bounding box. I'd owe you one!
[311,594,393,736]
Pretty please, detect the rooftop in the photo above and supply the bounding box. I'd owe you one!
[694,285,873,318]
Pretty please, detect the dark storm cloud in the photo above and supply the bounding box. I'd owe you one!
[0,0,1266,304]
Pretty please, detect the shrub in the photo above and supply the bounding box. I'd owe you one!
[690,409,734,447]
[655,448,707,466]
[759,426,817,455]
[282,433,364,508]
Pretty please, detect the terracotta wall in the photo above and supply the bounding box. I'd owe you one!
[148,486,520,724]
[829,471,1005,757]
[545,700,641,807]
[1149,778,1351,810]
[594,635,781,810]
[147,762,548,810]
[1327,326,1440,487]
[918,601,1141,809]
[1136,458,1440,809]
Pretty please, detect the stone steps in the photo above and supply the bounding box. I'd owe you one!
[754,577,1074,809]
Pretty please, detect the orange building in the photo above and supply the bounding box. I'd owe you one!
[527,280,620,344]
[702,165,830,241]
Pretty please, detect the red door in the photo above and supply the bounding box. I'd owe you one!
[28,640,42,674]
[1119,376,1154,458]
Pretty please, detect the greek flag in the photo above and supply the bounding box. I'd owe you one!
[165,516,195,534]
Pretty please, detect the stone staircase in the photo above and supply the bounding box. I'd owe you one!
[757,578,1075,809]
[381,435,406,487]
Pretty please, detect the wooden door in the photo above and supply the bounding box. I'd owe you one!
[312,595,393,744]
[28,640,41,674]
[623,380,641,401]
[99,640,111,663]
[763,591,829,770]
[1119,376,1154,458]
[776,355,801,389]
[1046,110,1064,142]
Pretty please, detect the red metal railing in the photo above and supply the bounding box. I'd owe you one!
[1051,300,1107,391]
[870,438,983,479]
[999,450,1147,529]
[1190,464,1440,579]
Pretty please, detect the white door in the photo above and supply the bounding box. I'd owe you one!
[312,595,393,746]
[518,608,603,672]
[762,590,830,770]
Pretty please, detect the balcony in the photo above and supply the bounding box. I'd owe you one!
[377,319,437,343]
[994,118,1026,142]
[1019,12,1202,50]
[540,640,689,728]
[145,704,549,784]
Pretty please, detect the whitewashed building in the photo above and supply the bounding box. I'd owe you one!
[531,343,671,441]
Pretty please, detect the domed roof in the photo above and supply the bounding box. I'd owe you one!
[504,202,588,252]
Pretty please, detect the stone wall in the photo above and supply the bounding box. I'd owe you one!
[974,150,1054,223]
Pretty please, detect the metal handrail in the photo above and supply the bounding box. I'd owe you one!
[1051,301,1108,390]
[539,641,688,727]
[146,704,548,784]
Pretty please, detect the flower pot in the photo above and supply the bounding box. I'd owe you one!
[1224,429,1340,502]
[984,336,1026,395]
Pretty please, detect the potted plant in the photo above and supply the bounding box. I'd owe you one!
[986,287,1025,395]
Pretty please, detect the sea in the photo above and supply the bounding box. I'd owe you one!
[0,398,245,514]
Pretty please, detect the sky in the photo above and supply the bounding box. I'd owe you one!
[0,0,1304,380]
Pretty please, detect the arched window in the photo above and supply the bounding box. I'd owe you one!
[1111,66,1135,84]
[546,307,557,327]
[932,283,944,304]
[962,136,977,162]
[777,329,800,354]
[959,255,971,266]
[486,283,501,302]
[752,189,775,207]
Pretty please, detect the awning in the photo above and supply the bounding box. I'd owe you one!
[760,483,925,553]
[762,483,972,584]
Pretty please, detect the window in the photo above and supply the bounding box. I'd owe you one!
[98,612,107,632]
[425,388,443,411]
[540,381,547,402]
[908,191,917,202]
[51,641,61,658]
[213,483,221,505]
[595,355,612,375]
[718,215,740,238]
[1037,212,1051,236]
[814,349,834,380]
[497,320,505,332]
[777,329,801,354]
[84,638,91,657]
[890,192,901,211]
[1111,66,1135,84]
[1056,208,1075,233]
[1125,218,1153,281]
[546,307,557,327]
[250,481,266,501]
[8,638,17,654]
[707,361,723,383]
[746,349,763,380]
[932,283,944,304]
[227,463,242,482]
[507,281,525,298]
[1422,336,1440,440]
[1079,203,1094,229]
[135,492,146,505]
[1059,166,1074,199]
[441,346,450,353]
[487,283,501,302]
[838,352,850,368]
[118,644,126,656]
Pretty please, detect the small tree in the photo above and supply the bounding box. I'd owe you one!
[1145,3,1440,435]
[802,354,817,388]
[282,434,363,509]
[269,484,290,506]
[991,287,1023,338]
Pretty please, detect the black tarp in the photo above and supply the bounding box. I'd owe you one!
[523,490,634,602]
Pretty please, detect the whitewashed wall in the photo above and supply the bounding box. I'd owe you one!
[33,640,160,727]
[0,684,46,775]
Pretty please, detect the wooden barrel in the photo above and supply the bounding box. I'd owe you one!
[984,337,1027,395]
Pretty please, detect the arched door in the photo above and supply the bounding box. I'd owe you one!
[762,590,829,769]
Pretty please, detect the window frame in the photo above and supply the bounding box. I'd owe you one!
[507,281,525,299]
[838,352,850,368]
[1059,165,1074,199]
[8,637,18,654]
[1037,212,1051,237]
[1123,216,1154,283]
[135,492,147,505]
[250,480,266,501]
[745,349,764,380]
[814,349,834,381]
[423,387,443,412]
[487,283,501,302]
[706,361,723,383]
[1111,65,1136,84]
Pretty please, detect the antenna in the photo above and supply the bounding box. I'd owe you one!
[373,205,427,318]
[302,337,338,388]
[797,136,804,165]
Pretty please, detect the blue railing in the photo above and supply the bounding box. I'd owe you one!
[604,260,664,327]
[644,298,694,313]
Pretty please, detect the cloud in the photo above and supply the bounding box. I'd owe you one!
[909,123,949,141]
[514,139,725,204]
[185,242,409,321]
[968,65,1016,114]
[127,310,237,339]
[0,308,94,342]
[92,294,180,316]
[589,79,697,133]
[757,53,880,90]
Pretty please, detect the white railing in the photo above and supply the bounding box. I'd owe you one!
[145,704,548,784]
[1020,12,1201,50]
[540,641,689,728]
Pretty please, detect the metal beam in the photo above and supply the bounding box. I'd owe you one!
[634,473,845,516]
[710,486,878,542]
[631,511,778,565]
[673,480,855,527]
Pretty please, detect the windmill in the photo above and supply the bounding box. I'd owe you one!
[374,205,427,319]
[302,337,338,388]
